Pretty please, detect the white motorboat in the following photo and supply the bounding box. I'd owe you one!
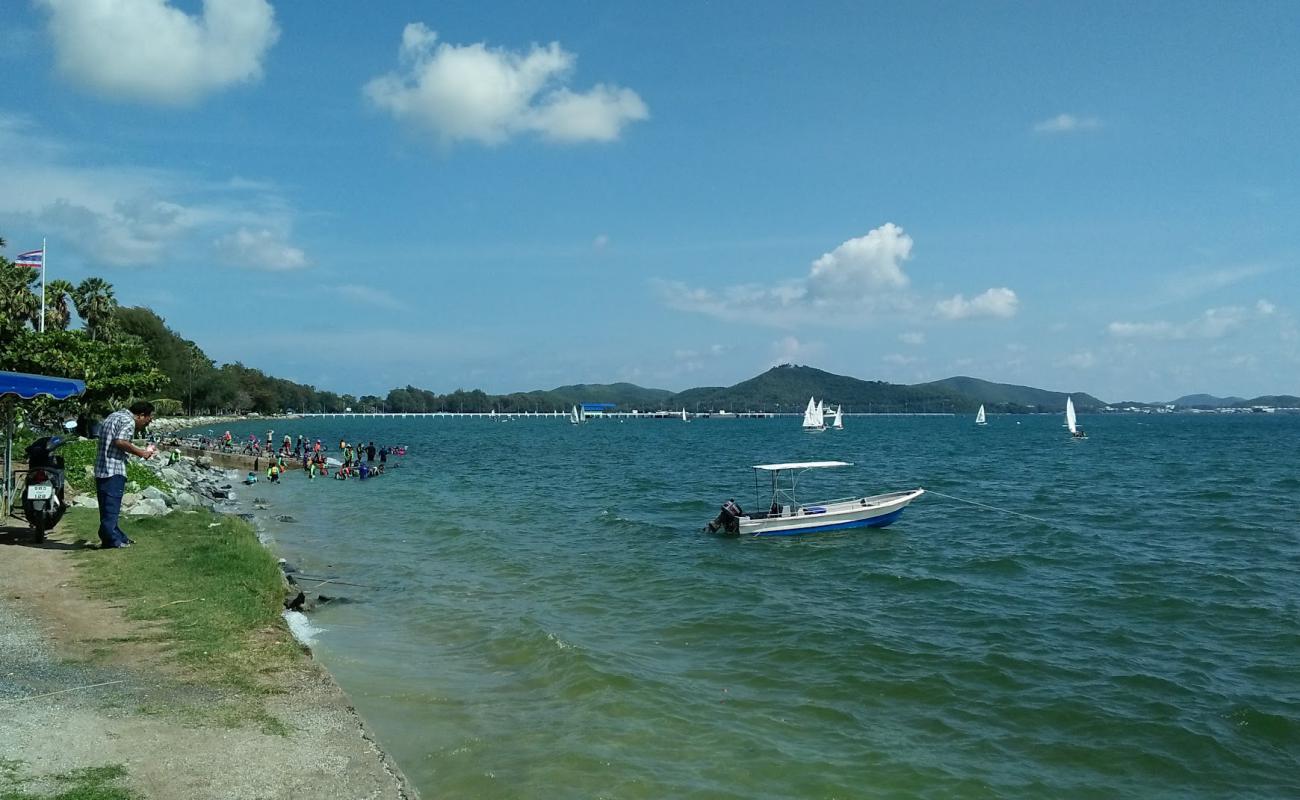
[706,461,924,536]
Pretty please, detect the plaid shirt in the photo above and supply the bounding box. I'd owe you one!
[94,409,137,479]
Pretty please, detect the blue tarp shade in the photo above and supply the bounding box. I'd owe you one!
[0,370,86,400]
[2,370,87,518]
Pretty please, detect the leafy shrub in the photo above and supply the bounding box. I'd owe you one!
[56,438,169,497]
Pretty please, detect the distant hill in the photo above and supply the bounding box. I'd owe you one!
[914,376,1106,412]
[672,364,966,413]
[524,382,674,409]
[1172,394,1245,408]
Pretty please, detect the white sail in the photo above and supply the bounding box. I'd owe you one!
[681,408,688,422]
[802,397,823,429]
[816,399,825,421]
[975,404,986,425]
[832,406,844,429]
[1065,396,1077,434]
[570,405,581,424]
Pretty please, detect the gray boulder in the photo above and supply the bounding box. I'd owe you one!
[126,497,169,516]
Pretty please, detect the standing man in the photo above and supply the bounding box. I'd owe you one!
[94,401,156,549]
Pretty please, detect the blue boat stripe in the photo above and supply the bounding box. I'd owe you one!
[751,508,907,536]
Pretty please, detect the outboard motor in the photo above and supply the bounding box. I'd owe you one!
[706,499,744,534]
[21,433,71,543]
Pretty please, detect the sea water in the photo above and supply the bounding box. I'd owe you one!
[212,414,1298,799]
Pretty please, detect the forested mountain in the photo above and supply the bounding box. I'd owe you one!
[673,364,967,413]
[1171,394,1245,408]
[915,376,1106,413]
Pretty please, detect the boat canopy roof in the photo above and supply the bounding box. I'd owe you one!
[752,460,852,471]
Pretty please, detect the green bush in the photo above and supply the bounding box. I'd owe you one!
[56,438,169,497]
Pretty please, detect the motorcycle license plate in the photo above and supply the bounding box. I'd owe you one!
[27,484,54,500]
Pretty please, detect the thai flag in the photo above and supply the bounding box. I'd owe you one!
[15,249,43,269]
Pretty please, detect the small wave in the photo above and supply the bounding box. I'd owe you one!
[1225,706,1298,743]
[283,610,324,647]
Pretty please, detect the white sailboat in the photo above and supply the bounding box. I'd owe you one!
[801,397,825,431]
[975,404,987,426]
[681,408,689,422]
[570,405,581,424]
[1065,396,1086,438]
[832,405,844,429]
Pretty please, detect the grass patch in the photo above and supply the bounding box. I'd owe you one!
[0,761,135,800]
[63,508,301,694]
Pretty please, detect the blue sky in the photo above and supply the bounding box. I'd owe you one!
[2,1,1296,402]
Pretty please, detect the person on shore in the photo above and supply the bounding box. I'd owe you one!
[268,463,281,484]
[94,401,156,549]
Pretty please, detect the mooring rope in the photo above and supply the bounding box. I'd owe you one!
[923,489,1056,526]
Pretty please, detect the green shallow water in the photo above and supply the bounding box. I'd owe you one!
[213,414,1299,799]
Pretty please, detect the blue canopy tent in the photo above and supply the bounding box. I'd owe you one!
[1,370,87,517]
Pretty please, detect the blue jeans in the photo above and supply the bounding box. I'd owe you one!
[96,474,129,547]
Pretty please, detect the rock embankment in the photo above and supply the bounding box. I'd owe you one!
[146,414,298,436]
[70,450,244,518]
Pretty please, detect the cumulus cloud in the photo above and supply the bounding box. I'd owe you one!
[660,223,1018,328]
[1107,305,1259,340]
[1032,113,1101,134]
[935,288,1019,320]
[364,23,648,145]
[214,227,307,270]
[806,223,912,298]
[38,0,279,105]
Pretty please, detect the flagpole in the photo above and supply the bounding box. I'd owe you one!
[39,237,46,333]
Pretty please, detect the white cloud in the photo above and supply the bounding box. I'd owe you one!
[1257,299,1276,315]
[214,228,307,271]
[1107,305,1254,340]
[592,234,609,250]
[899,331,925,346]
[660,223,1018,329]
[364,23,648,146]
[38,0,279,105]
[1160,264,1270,304]
[806,223,912,298]
[0,114,307,269]
[770,336,822,365]
[883,353,917,365]
[935,287,1019,320]
[1032,113,1101,134]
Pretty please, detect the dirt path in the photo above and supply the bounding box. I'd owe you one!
[0,520,419,800]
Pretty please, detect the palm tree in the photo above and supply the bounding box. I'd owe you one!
[73,277,117,341]
[43,278,77,331]
[0,258,40,334]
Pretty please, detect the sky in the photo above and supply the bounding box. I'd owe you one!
[2,1,1297,403]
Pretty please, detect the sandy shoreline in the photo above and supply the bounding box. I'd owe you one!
[0,465,420,798]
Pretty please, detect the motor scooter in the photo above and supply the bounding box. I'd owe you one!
[20,421,77,543]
